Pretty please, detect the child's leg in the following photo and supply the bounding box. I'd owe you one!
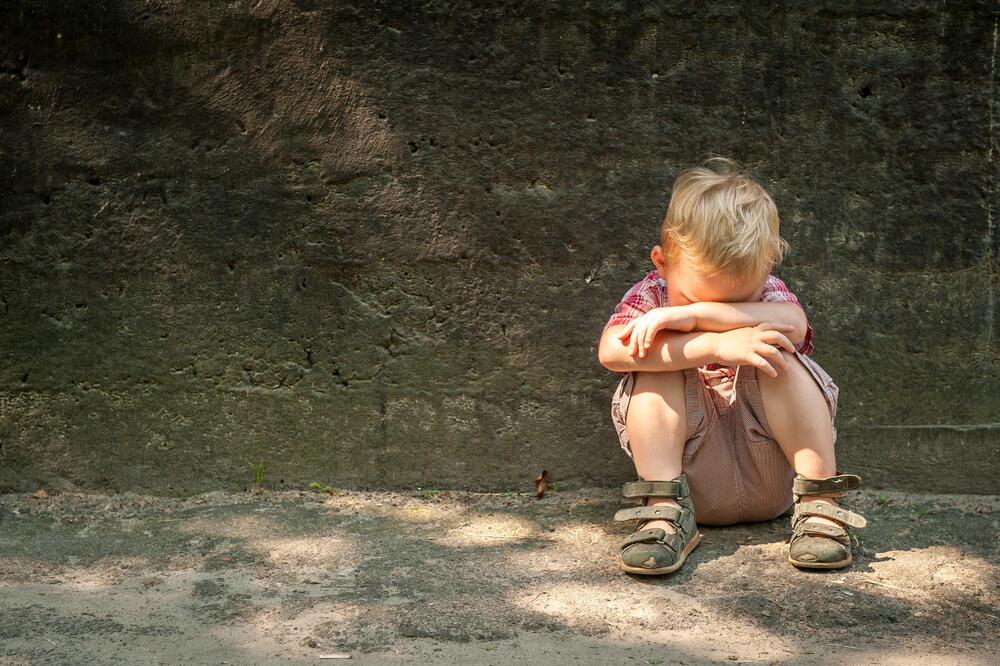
[624,370,687,534]
[757,352,852,550]
[756,351,836,480]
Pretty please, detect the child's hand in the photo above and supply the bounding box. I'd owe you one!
[715,323,796,377]
[617,307,696,358]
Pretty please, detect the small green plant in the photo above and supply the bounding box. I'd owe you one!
[877,492,888,504]
[247,460,265,494]
[549,481,558,492]
[485,645,496,651]
[916,504,930,519]
[309,482,335,494]
[420,489,442,498]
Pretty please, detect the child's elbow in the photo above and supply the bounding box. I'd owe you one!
[597,341,618,371]
[598,331,627,371]
[788,307,809,347]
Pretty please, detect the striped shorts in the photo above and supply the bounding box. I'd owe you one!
[611,352,839,526]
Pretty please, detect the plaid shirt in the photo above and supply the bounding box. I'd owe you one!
[604,271,814,372]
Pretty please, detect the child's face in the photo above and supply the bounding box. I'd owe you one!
[651,245,764,306]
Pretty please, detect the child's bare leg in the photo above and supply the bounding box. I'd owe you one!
[756,352,840,524]
[625,370,687,534]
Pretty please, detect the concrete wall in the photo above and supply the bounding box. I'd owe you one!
[1,0,997,495]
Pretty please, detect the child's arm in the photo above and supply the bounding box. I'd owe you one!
[615,301,807,360]
[598,322,795,377]
[688,301,807,344]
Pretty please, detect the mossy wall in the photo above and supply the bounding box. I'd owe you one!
[1,1,997,494]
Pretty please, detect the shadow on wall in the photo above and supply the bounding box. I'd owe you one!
[0,0,651,493]
[1,0,401,269]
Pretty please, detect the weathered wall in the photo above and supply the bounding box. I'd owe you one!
[1,1,997,495]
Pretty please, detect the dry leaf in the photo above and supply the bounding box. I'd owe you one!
[534,470,549,499]
[31,489,48,499]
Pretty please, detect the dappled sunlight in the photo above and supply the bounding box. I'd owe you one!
[509,580,687,623]
[375,503,457,524]
[506,580,799,659]
[496,534,617,576]
[125,0,397,175]
[832,650,987,665]
[173,506,368,570]
[3,488,998,663]
[176,513,285,539]
[436,513,539,548]
[251,534,362,570]
[213,599,365,657]
[864,545,999,604]
[544,522,614,546]
[0,556,153,589]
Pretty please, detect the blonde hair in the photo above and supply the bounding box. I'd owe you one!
[660,159,788,281]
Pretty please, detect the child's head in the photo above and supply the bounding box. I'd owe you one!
[653,159,787,301]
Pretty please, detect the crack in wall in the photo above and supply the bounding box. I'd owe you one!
[988,13,998,344]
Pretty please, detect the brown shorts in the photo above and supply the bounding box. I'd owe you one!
[610,352,838,526]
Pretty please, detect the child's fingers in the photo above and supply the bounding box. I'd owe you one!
[617,321,636,340]
[750,353,779,378]
[759,343,789,371]
[626,334,637,355]
[625,330,638,356]
[770,331,795,353]
[759,328,795,353]
[643,326,656,354]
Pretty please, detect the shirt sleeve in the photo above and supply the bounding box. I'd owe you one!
[760,275,814,355]
[603,271,665,334]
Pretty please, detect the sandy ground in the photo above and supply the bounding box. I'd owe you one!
[1,487,997,665]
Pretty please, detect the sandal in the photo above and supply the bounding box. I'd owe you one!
[788,473,867,569]
[614,474,700,575]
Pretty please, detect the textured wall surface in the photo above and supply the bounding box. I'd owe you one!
[1,1,997,495]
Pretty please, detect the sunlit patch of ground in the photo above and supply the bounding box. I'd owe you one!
[1,489,997,664]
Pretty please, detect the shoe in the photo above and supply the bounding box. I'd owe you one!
[788,474,867,569]
[614,475,700,575]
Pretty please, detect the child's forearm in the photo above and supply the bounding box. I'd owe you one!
[599,328,721,373]
[690,301,807,346]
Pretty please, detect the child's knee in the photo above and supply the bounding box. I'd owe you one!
[625,371,687,426]
[759,352,824,396]
[631,369,686,397]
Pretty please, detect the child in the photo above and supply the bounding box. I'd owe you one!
[597,159,866,575]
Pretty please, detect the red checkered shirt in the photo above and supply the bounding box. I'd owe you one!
[604,270,814,377]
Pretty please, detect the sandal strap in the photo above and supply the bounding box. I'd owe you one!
[620,528,673,550]
[613,505,684,523]
[793,501,867,529]
[622,477,690,499]
[792,474,861,500]
[793,521,849,539]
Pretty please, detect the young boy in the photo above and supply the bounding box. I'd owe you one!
[598,160,866,575]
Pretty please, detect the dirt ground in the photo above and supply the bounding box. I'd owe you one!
[1,487,997,665]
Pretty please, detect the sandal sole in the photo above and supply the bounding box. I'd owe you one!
[620,531,701,575]
[787,552,852,569]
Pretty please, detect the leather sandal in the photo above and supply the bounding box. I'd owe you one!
[788,473,867,569]
[614,474,700,575]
